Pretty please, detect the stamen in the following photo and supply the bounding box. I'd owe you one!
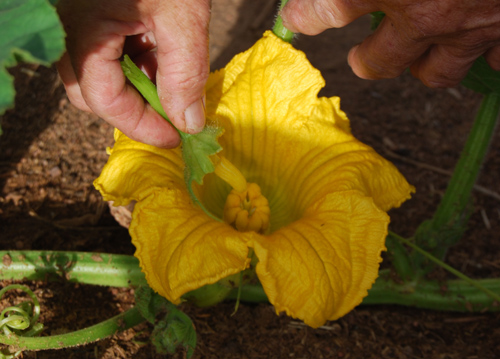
[213,155,271,234]
[213,156,247,192]
[223,182,270,234]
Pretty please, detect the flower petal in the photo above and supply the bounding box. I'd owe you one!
[203,31,414,231]
[95,129,252,303]
[94,129,185,206]
[250,190,388,328]
[130,186,253,304]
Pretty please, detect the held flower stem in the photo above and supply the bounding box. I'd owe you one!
[273,0,295,42]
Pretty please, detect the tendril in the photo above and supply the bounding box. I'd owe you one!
[0,285,44,358]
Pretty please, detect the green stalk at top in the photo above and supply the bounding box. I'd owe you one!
[432,93,500,229]
[273,0,295,42]
[413,92,500,270]
[121,56,182,140]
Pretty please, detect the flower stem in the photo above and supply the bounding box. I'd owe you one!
[431,92,500,229]
[273,0,295,42]
[413,93,500,267]
[121,55,187,141]
[0,307,144,350]
[385,232,414,280]
[0,251,146,287]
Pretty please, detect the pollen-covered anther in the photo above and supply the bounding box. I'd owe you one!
[223,182,270,234]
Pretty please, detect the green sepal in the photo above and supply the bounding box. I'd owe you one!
[134,286,197,358]
[121,55,223,220]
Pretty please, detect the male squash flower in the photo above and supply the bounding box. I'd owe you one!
[95,31,414,328]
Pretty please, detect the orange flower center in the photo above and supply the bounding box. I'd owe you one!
[213,156,270,233]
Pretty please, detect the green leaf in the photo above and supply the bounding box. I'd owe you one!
[181,127,224,221]
[152,309,197,358]
[0,0,65,117]
[134,286,197,357]
[121,55,223,221]
[461,56,500,95]
[134,286,170,324]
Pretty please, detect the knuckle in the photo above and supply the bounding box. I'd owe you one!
[313,0,351,28]
[157,47,209,95]
[168,68,208,94]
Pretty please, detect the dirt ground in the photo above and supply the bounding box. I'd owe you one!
[1,0,500,358]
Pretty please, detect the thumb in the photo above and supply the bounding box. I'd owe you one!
[281,0,375,35]
[153,1,210,134]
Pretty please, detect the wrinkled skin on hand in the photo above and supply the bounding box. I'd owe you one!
[56,0,211,148]
[282,0,500,88]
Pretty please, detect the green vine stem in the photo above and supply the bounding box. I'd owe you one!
[385,233,414,280]
[364,274,500,311]
[273,0,295,42]
[2,249,499,312]
[0,307,144,350]
[432,92,500,230]
[392,231,500,303]
[413,93,500,265]
[228,271,500,312]
[0,251,146,287]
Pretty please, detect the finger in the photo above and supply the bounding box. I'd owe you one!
[281,0,376,35]
[409,44,482,88]
[75,21,181,148]
[347,17,429,80]
[56,52,92,112]
[485,45,500,71]
[153,0,211,134]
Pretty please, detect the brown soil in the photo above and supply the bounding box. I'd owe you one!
[1,1,500,358]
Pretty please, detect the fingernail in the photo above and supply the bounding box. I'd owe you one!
[184,98,206,133]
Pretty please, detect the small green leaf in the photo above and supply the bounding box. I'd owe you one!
[181,129,223,185]
[0,0,65,117]
[121,55,223,220]
[461,57,500,95]
[181,127,224,221]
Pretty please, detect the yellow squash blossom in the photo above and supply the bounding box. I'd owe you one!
[95,31,414,328]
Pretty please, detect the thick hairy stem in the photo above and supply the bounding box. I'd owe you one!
[273,0,294,42]
[0,251,146,287]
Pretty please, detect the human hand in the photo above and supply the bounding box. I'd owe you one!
[56,0,210,148]
[281,0,500,88]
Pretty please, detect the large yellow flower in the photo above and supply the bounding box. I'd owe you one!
[95,31,414,328]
